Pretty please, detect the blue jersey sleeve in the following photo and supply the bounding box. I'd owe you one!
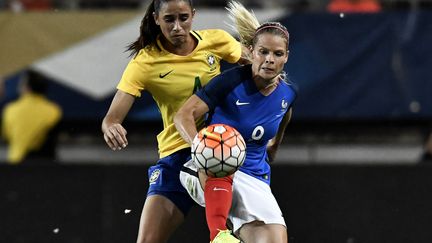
[285,79,298,110]
[195,65,249,111]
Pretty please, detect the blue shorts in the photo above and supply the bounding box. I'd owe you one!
[147,148,195,216]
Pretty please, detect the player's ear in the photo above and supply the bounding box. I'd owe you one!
[153,12,159,25]
[191,8,196,18]
[284,50,289,63]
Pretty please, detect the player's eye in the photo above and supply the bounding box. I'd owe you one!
[275,51,284,57]
[179,14,190,21]
[164,16,175,22]
[259,49,268,55]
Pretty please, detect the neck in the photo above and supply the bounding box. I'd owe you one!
[253,75,279,96]
[161,34,197,56]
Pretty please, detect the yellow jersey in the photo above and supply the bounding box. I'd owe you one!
[1,93,62,163]
[117,29,241,158]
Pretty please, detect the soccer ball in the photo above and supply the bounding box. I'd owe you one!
[191,124,246,177]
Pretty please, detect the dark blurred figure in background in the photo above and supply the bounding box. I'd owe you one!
[327,0,382,13]
[0,76,4,98]
[421,133,432,163]
[1,70,62,165]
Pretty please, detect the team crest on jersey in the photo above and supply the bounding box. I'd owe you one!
[281,99,288,109]
[149,169,161,184]
[205,53,217,71]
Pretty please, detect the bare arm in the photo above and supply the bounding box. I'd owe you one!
[101,90,135,150]
[267,107,293,162]
[174,95,210,145]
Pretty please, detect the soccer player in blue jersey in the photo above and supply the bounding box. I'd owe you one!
[174,2,296,242]
[101,0,250,242]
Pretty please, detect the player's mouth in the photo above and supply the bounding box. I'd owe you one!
[172,34,185,39]
[261,67,274,73]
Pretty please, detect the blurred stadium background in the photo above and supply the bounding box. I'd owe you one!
[1,0,432,242]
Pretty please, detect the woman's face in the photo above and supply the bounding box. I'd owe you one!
[154,0,195,48]
[251,33,288,82]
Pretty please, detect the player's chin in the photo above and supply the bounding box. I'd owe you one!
[170,36,186,46]
[259,72,278,81]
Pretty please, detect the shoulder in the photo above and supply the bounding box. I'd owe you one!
[194,29,231,38]
[288,80,299,96]
[193,29,236,43]
[40,98,62,119]
[2,101,16,115]
[194,29,241,63]
[124,49,155,73]
[278,78,298,106]
[3,98,22,111]
[281,78,298,95]
[132,45,162,65]
[221,64,251,80]
[206,65,250,92]
[47,100,62,113]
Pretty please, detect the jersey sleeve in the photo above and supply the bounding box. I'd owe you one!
[195,66,244,110]
[116,58,148,97]
[286,80,298,110]
[212,30,242,64]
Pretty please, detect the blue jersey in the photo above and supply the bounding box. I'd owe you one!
[195,65,297,184]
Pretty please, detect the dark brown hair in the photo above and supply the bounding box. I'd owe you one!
[126,0,194,57]
[27,70,48,94]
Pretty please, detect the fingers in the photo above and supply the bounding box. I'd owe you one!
[114,125,128,148]
[103,124,129,151]
[104,133,116,150]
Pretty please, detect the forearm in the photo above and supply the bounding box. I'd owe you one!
[101,90,134,133]
[174,112,198,146]
[101,90,135,150]
[174,95,209,145]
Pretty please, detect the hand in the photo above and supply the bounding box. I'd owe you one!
[103,123,128,151]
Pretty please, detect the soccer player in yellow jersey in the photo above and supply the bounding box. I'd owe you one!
[101,0,248,242]
[2,70,62,164]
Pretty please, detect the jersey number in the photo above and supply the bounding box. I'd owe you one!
[192,77,202,94]
[251,126,264,141]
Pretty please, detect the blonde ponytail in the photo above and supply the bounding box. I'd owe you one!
[226,1,260,47]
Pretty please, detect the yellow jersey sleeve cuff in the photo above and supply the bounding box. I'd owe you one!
[117,82,141,97]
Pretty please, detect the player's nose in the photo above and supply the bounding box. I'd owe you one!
[172,20,181,31]
[265,54,275,64]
